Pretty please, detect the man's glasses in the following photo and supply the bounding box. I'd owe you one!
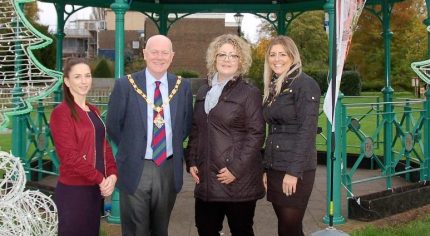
[216,53,240,61]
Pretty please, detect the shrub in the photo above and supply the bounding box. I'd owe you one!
[92,58,114,78]
[304,69,362,96]
[362,80,384,92]
[305,69,329,93]
[125,57,145,74]
[340,70,361,96]
[175,70,200,78]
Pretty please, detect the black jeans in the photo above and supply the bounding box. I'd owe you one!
[195,198,257,236]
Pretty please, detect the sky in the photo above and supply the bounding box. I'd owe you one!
[37,2,262,43]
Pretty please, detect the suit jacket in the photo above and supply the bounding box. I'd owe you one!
[106,69,193,194]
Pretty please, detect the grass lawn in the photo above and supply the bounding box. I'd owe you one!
[351,213,430,236]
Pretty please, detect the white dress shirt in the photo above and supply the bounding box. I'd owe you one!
[144,69,173,160]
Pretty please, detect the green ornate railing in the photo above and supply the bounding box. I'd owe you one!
[341,99,428,196]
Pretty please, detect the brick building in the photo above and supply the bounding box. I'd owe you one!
[63,12,238,77]
[99,12,238,77]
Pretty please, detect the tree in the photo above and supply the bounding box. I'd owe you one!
[288,11,329,71]
[32,22,56,69]
[92,58,114,78]
[255,11,329,71]
[346,0,427,91]
[248,38,270,90]
[22,1,57,69]
[249,11,329,91]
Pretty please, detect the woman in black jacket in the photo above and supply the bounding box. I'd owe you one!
[262,36,321,236]
[186,34,265,236]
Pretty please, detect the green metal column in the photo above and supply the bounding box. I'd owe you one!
[11,3,29,179]
[111,0,129,79]
[277,10,287,35]
[322,1,345,225]
[381,0,394,189]
[54,3,66,102]
[108,0,129,224]
[424,90,430,181]
[423,0,430,181]
[159,10,168,35]
[404,102,411,182]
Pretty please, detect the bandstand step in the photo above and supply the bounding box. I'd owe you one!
[348,182,430,221]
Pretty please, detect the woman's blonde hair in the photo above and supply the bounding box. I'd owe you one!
[263,36,302,103]
[206,34,252,77]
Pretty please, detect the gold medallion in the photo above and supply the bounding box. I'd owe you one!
[127,74,182,121]
[154,112,165,128]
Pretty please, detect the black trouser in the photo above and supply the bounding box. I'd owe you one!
[195,198,257,236]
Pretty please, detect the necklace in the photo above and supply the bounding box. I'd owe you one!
[127,74,182,128]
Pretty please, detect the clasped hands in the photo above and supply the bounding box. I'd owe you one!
[99,174,117,197]
[190,166,236,184]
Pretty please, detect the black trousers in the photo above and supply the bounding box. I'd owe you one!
[195,198,257,236]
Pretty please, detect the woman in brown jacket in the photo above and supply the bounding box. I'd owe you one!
[186,34,265,236]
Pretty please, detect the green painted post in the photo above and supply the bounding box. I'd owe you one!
[11,3,29,179]
[404,102,411,182]
[111,0,129,79]
[381,0,394,189]
[322,1,345,225]
[424,0,430,181]
[277,10,287,35]
[159,11,168,35]
[54,3,66,102]
[424,90,430,181]
[108,0,129,224]
[340,100,350,196]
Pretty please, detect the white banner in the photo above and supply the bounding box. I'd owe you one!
[323,0,366,131]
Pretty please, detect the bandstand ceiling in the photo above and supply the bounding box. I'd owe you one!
[39,0,404,13]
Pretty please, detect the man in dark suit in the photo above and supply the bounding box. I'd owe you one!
[106,35,193,236]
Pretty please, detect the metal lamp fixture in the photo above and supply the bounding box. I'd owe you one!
[233,13,244,36]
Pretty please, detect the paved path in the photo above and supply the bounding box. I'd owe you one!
[98,164,412,236]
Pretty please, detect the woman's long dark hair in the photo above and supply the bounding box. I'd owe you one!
[62,58,90,120]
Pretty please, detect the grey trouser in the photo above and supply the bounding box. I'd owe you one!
[120,158,177,236]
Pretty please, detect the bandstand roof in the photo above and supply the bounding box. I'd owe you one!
[39,0,403,13]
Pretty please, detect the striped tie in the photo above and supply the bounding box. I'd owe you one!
[151,81,167,166]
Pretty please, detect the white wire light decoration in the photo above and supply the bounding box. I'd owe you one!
[0,151,26,203]
[16,190,58,236]
[0,0,62,128]
[0,203,32,236]
[0,151,58,235]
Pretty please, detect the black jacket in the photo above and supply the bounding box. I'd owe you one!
[186,76,266,202]
[263,72,321,178]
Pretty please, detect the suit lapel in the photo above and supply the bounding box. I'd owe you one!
[168,74,178,130]
[133,70,148,133]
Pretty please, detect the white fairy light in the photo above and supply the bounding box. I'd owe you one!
[0,0,62,128]
[0,152,58,235]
